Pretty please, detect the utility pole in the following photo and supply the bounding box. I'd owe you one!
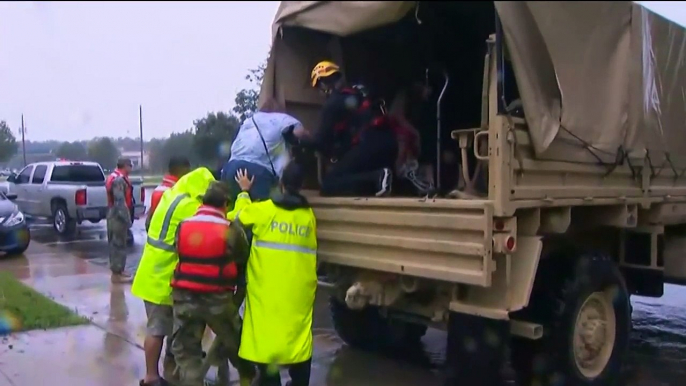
[139,105,144,171]
[20,114,27,167]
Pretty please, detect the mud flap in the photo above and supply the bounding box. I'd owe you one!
[444,312,508,386]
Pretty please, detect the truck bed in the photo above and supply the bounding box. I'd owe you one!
[304,192,495,286]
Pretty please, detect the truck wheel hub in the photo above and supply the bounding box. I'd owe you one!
[573,290,616,379]
[55,210,66,232]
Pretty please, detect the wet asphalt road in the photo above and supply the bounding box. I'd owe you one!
[16,189,686,386]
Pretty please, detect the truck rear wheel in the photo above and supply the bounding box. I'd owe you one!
[329,296,427,352]
[52,203,76,236]
[510,252,631,386]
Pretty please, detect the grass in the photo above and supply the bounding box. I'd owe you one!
[0,271,89,333]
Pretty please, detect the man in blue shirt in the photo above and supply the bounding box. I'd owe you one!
[221,98,310,208]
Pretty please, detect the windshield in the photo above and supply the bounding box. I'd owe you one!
[50,165,105,183]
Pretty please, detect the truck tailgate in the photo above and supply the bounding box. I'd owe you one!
[308,196,495,287]
[86,186,107,207]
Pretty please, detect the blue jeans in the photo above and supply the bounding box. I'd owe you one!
[221,159,275,287]
[221,159,277,211]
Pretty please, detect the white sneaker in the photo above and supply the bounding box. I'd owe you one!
[375,168,393,197]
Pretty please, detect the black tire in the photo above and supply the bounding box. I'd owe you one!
[510,252,631,386]
[329,296,427,352]
[52,203,76,236]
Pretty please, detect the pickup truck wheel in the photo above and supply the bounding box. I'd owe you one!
[329,296,427,352]
[52,204,76,236]
[510,252,631,386]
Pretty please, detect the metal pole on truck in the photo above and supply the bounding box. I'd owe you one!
[139,105,144,171]
[20,114,27,167]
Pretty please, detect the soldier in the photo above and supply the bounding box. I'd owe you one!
[132,167,217,386]
[106,158,134,284]
[170,182,256,386]
[145,156,192,232]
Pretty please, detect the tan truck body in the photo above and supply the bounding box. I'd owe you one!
[260,1,686,342]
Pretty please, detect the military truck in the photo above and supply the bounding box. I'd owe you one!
[260,2,686,385]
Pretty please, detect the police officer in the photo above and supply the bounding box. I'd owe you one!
[229,162,318,386]
[145,156,192,232]
[132,167,216,386]
[106,158,134,283]
[170,182,256,386]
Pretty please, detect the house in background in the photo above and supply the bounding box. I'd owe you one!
[120,149,150,170]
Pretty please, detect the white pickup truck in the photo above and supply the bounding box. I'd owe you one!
[6,161,145,235]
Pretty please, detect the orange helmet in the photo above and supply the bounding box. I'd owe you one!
[310,60,341,87]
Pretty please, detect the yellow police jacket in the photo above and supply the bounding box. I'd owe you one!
[228,190,318,365]
[131,168,215,306]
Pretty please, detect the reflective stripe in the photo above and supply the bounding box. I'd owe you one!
[146,193,189,252]
[254,240,316,255]
[154,185,170,192]
[188,215,231,225]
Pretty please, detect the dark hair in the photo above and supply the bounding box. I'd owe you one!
[202,182,231,208]
[281,162,304,194]
[168,156,191,175]
[117,158,132,168]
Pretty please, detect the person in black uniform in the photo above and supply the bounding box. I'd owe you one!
[301,60,398,197]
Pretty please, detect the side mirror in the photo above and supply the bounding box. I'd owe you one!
[6,193,17,201]
[6,174,16,183]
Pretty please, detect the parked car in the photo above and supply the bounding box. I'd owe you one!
[5,161,145,236]
[0,191,30,256]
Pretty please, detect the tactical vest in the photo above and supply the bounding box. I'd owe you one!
[149,175,178,218]
[106,169,133,209]
[171,206,238,293]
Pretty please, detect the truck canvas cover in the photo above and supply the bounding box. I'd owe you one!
[261,1,686,165]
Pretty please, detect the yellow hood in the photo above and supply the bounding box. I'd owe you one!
[171,167,215,200]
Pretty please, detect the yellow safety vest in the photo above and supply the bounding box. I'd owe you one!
[131,168,215,306]
[229,192,318,365]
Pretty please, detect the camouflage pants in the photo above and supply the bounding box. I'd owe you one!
[171,289,256,386]
[106,214,129,274]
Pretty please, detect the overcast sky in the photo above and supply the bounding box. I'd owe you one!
[0,1,278,142]
[0,1,683,142]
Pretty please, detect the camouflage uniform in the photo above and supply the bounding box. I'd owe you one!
[171,202,255,386]
[107,176,132,274]
[171,290,255,385]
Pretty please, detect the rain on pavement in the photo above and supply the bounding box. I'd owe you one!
[7,187,686,385]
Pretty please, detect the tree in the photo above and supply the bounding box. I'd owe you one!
[146,132,200,174]
[87,137,120,170]
[146,138,167,173]
[192,112,240,166]
[55,141,88,161]
[0,121,18,163]
[232,60,267,122]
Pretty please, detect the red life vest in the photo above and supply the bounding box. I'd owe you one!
[171,206,238,293]
[105,169,133,209]
[148,174,178,219]
[334,86,390,146]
